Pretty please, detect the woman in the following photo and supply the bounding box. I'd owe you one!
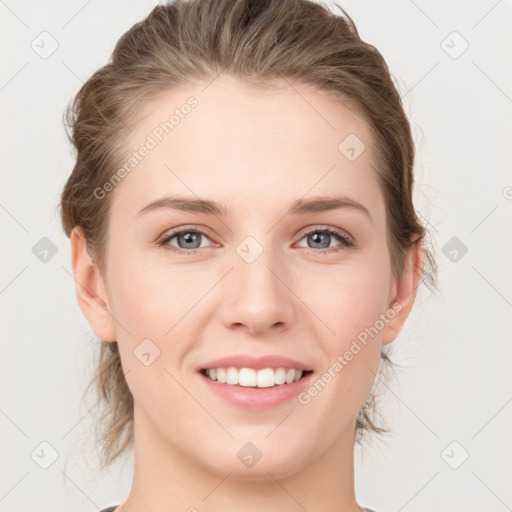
[59,0,437,510]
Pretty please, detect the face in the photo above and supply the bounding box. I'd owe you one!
[72,75,419,481]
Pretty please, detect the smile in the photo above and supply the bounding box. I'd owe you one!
[202,367,312,388]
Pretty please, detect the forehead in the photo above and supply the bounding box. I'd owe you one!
[109,75,384,221]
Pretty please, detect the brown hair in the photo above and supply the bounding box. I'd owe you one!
[59,0,438,473]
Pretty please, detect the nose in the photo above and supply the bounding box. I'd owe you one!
[218,249,297,336]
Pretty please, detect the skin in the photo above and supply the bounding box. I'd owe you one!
[70,75,421,512]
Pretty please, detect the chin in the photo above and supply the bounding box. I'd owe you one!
[198,440,311,481]
[216,459,307,482]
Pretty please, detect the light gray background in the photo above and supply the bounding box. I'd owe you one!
[1,1,511,511]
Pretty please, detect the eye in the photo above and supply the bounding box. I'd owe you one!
[157,225,354,255]
[295,226,354,254]
[157,226,216,254]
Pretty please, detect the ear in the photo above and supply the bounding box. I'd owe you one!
[382,240,422,345]
[70,226,117,342]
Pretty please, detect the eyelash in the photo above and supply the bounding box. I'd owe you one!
[157,225,354,256]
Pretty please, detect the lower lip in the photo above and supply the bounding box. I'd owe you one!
[198,371,314,409]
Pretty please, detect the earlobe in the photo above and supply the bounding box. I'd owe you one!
[70,227,117,342]
[381,241,422,345]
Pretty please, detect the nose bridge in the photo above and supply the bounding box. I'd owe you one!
[221,233,295,334]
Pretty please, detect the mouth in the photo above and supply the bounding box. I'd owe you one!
[199,367,314,388]
[196,354,315,408]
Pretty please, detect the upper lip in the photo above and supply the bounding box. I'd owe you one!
[198,355,313,372]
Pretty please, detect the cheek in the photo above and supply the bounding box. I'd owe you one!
[300,267,388,413]
[107,256,191,336]
[106,260,196,419]
[302,257,392,349]
[327,265,392,404]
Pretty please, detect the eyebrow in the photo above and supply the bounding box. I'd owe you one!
[136,194,372,222]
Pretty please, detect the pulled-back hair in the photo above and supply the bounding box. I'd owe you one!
[59,0,437,472]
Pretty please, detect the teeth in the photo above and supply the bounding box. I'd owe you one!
[240,368,256,387]
[204,367,305,388]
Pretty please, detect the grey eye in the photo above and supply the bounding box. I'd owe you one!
[174,231,204,249]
